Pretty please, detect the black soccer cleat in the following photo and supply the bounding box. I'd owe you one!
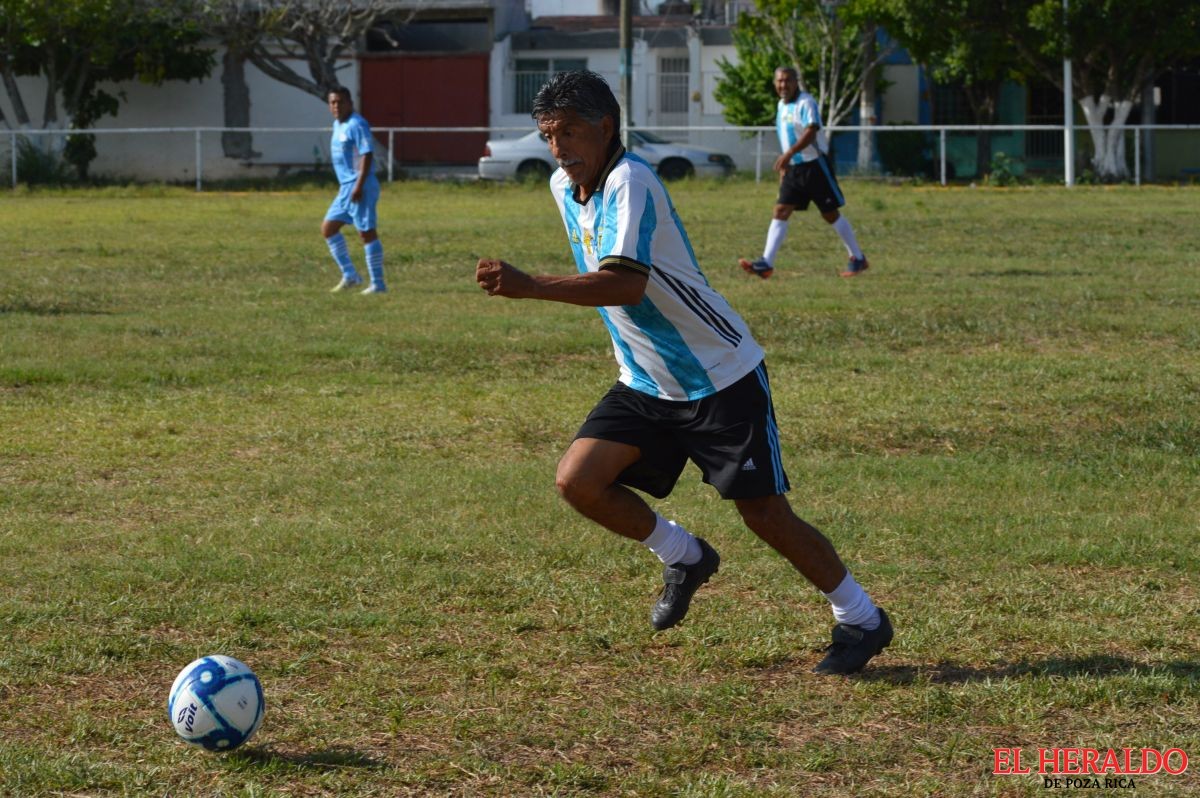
[813,607,893,675]
[739,257,774,279]
[650,538,720,631]
[840,255,869,278]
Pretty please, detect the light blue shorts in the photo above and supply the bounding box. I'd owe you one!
[325,175,380,232]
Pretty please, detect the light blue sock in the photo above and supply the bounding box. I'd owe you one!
[325,233,359,280]
[364,239,385,289]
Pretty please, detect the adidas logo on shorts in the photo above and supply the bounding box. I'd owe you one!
[741,458,757,471]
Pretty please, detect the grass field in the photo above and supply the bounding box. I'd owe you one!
[1,178,1198,797]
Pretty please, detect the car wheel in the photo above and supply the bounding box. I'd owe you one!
[657,158,694,181]
[516,160,552,182]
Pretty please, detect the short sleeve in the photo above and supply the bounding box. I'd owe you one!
[799,97,821,129]
[597,178,654,276]
[352,118,374,154]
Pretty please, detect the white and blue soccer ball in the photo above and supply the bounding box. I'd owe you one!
[168,655,264,752]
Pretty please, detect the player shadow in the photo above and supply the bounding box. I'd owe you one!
[857,655,1200,685]
[236,745,387,771]
[0,298,112,316]
[967,268,1089,278]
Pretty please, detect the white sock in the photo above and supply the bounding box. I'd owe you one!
[364,239,385,288]
[641,514,702,566]
[763,218,788,265]
[325,233,359,280]
[823,571,880,630]
[831,216,863,260]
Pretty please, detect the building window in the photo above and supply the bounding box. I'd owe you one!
[658,56,689,115]
[514,58,588,113]
[1156,60,1200,124]
[930,82,972,125]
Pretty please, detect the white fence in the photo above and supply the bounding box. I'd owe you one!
[6,124,1200,189]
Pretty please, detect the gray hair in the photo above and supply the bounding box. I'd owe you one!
[531,70,620,129]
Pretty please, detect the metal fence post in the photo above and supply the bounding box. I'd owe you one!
[388,129,394,183]
[1133,127,1140,186]
[939,129,947,186]
[10,132,16,189]
[755,130,762,184]
[195,129,202,192]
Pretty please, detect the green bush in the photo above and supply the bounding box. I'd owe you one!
[64,133,98,181]
[986,151,1026,186]
[16,136,74,185]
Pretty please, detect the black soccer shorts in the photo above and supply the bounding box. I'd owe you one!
[777,154,845,213]
[574,361,791,500]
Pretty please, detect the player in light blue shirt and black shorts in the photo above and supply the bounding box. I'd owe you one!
[322,86,386,294]
[739,66,869,279]
[475,71,892,675]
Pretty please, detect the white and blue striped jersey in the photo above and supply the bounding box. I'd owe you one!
[330,113,375,185]
[777,91,828,165]
[550,148,764,401]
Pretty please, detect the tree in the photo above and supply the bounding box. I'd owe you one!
[713,21,788,127]
[203,0,264,159]
[0,0,212,176]
[202,0,407,160]
[1008,0,1200,180]
[243,0,400,101]
[880,0,1026,177]
[715,0,894,168]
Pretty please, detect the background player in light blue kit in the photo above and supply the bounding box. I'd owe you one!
[322,86,386,294]
[476,71,892,675]
[740,67,868,280]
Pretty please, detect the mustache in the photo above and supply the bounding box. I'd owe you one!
[557,158,582,168]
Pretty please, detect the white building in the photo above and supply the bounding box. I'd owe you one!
[0,0,850,180]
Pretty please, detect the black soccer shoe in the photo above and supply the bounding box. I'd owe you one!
[813,607,893,675]
[650,538,720,631]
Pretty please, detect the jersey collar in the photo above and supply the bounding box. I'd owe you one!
[571,140,626,205]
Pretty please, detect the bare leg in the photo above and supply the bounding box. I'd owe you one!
[555,437,656,542]
[733,494,846,593]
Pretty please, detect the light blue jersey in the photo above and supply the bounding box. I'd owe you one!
[777,91,828,165]
[331,113,375,184]
[550,148,763,401]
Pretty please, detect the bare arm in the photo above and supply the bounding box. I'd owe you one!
[773,125,819,173]
[476,258,648,307]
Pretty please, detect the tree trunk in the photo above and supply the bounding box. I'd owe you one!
[968,89,998,180]
[1079,95,1131,181]
[975,129,991,178]
[856,22,877,173]
[221,47,260,160]
[248,45,325,101]
[42,55,59,130]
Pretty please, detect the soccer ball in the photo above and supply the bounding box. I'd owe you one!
[168,655,264,752]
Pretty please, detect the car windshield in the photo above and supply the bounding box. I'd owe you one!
[630,130,671,145]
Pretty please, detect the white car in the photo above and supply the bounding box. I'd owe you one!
[478,129,735,181]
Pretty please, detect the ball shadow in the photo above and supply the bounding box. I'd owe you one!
[857,655,1200,686]
[235,745,387,770]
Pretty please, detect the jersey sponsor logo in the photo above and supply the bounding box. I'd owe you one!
[571,227,602,256]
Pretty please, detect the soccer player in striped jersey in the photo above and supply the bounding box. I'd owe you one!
[322,86,386,294]
[476,71,892,675]
[739,67,869,279]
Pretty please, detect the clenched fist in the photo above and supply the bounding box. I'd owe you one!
[476,258,536,298]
